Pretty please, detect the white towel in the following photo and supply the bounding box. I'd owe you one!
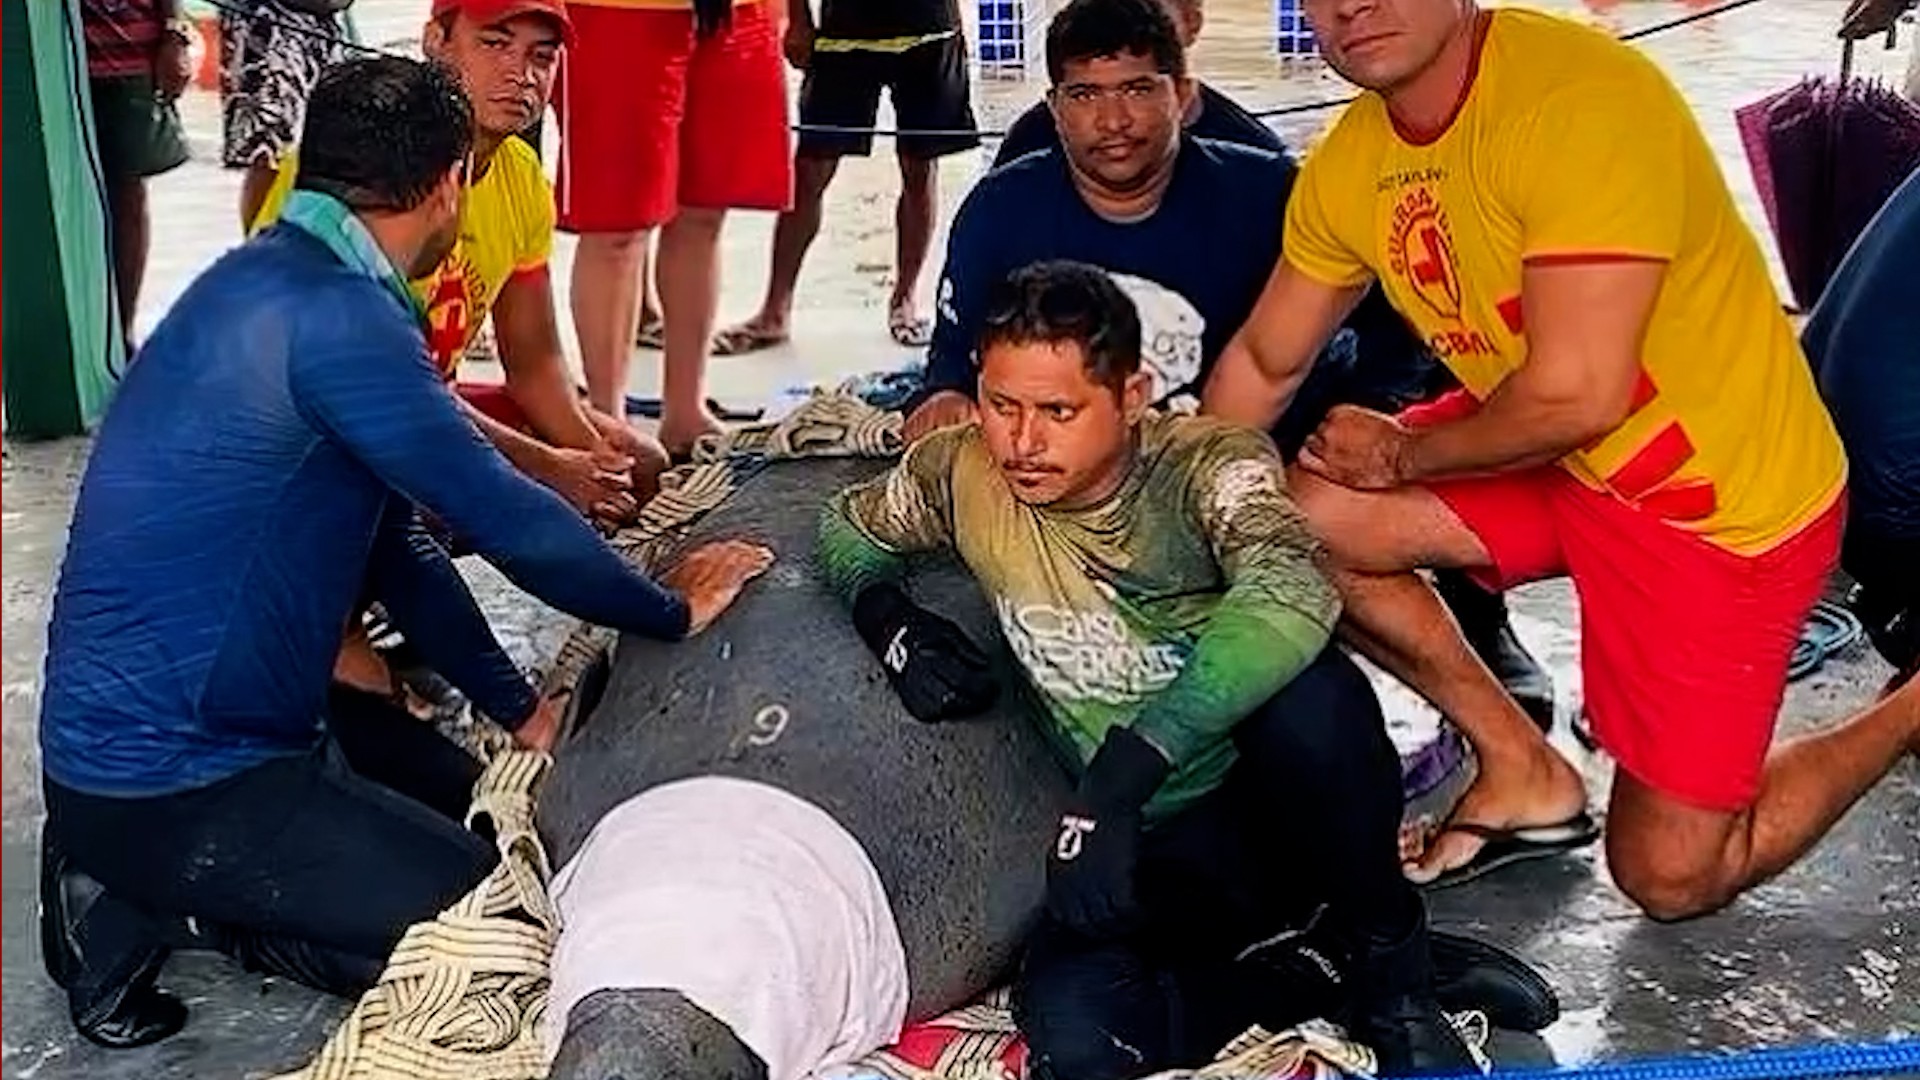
[545,776,910,1080]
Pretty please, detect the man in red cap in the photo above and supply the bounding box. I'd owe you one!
[254,0,672,701]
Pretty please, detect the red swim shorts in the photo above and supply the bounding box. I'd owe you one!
[1401,391,1844,812]
[553,2,793,233]
[455,381,531,431]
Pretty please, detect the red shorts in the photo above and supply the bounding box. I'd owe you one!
[456,382,530,430]
[1402,392,1844,811]
[554,2,793,232]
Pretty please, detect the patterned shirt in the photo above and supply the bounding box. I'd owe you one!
[81,0,166,80]
[817,413,1341,820]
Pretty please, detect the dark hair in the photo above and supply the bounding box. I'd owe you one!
[1045,0,1187,85]
[980,260,1142,392]
[295,56,474,213]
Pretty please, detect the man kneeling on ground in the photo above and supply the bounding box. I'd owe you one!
[38,56,771,1049]
[1203,0,1919,917]
[254,0,668,700]
[253,0,664,526]
[817,260,1478,1078]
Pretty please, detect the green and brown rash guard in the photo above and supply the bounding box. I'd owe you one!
[818,412,1342,820]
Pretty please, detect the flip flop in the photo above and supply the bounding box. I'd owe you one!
[1417,811,1601,891]
[712,322,788,357]
[624,395,766,423]
[888,304,932,348]
[635,317,665,351]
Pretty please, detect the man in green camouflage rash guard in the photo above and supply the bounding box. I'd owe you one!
[816,260,1475,1079]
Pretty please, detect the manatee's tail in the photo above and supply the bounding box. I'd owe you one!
[549,988,769,1080]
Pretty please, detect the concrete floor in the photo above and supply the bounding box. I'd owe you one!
[6,0,1920,1075]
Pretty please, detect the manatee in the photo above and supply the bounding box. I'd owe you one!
[539,457,1073,1030]
[536,454,1475,1080]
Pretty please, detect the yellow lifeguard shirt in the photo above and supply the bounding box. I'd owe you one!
[252,137,554,379]
[1285,7,1845,555]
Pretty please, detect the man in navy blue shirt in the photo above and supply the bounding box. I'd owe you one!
[904,0,1552,724]
[37,57,772,1049]
[1803,165,1920,688]
[989,0,1284,168]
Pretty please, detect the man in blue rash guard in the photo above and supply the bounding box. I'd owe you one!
[35,56,773,1050]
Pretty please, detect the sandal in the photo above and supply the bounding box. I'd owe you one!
[888,303,932,348]
[711,321,788,357]
[635,316,665,351]
[1418,812,1601,891]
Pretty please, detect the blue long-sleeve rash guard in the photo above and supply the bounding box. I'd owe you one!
[40,225,689,798]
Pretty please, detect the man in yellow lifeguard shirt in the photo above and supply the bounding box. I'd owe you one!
[255,0,667,528]
[1204,0,1920,921]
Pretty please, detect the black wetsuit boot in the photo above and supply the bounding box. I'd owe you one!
[39,829,186,1049]
[1352,897,1480,1077]
[1433,570,1554,732]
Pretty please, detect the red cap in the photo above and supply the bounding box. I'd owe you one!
[431,0,576,46]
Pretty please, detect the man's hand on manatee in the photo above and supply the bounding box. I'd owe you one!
[663,539,777,635]
[1046,726,1171,938]
[851,583,1000,721]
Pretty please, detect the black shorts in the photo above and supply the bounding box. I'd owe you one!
[88,75,189,182]
[796,35,979,160]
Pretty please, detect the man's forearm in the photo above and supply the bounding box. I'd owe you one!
[1403,360,1626,481]
[788,0,813,29]
[1202,263,1367,430]
[368,510,539,729]
[462,396,557,477]
[1204,334,1313,430]
[505,366,601,451]
[817,498,911,605]
[1131,602,1332,766]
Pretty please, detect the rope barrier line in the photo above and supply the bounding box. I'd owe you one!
[191,0,1774,141]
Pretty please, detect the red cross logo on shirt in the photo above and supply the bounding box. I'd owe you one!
[1386,187,1463,322]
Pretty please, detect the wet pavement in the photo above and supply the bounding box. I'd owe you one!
[5,0,1920,1076]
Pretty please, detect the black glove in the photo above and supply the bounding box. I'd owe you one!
[852,583,999,722]
[1045,726,1171,939]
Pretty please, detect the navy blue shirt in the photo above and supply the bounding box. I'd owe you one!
[990,83,1284,170]
[1803,166,1920,541]
[926,135,1435,444]
[42,225,690,798]
[929,136,1294,404]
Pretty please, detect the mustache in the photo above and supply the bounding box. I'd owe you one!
[1003,462,1062,474]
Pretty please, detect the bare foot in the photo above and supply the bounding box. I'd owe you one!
[658,405,728,461]
[1404,744,1589,884]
